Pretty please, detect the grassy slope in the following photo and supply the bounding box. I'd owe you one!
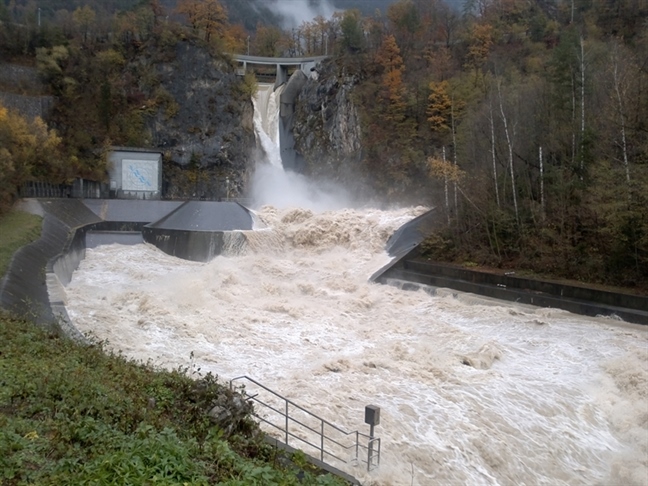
[0,317,348,485]
[0,209,347,486]
[0,209,42,279]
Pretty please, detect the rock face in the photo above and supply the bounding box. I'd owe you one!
[292,61,363,186]
[207,393,254,437]
[0,63,54,120]
[137,41,255,199]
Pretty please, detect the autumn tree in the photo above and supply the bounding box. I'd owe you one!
[297,17,333,56]
[376,35,407,125]
[0,102,69,211]
[427,81,452,133]
[465,23,494,86]
[176,0,227,43]
[222,23,247,54]
[72,5,96,45]
[339,9,364,54]
[427,79,466,219]
[254,24,283,57]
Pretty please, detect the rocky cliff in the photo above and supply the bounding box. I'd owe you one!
[137,41,255,199]
[292,60,365,190]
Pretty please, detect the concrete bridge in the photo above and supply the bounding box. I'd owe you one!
[232,54,329,86]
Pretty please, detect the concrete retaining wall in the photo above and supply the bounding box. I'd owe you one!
[373,248,648,325]
[0,200,101,334]
[0,199,256,333]
[142,227,226,262]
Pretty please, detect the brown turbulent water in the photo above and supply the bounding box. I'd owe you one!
[64,205,648,486]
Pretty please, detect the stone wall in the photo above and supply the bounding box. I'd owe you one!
[0,63,52,120]
[0,63,44,93]
[0,92,54,119]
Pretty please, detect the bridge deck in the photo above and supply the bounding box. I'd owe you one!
[233,54,329,66]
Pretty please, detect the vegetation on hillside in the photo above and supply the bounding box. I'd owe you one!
[0,314,348,485]
[0,103,74,214]
[296,0,648,291]
[0,0,646,289]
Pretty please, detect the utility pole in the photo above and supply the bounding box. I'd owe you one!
[38,7,41,28]
[247,36,250,55]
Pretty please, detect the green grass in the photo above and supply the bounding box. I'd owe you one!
[0,315,348,485]
[0,209,42,278]
[0,207,348,485]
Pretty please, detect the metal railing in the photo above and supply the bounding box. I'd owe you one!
[230,375,380,472]
[19,179,104,199]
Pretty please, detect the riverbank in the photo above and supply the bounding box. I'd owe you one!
[0,313,349,485]
[0,207,351,485]
[415,257,648,297]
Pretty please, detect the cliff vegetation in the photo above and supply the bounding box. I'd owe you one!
[290,1,648,291]
[0,0,646,290]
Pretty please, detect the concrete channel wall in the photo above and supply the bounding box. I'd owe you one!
[0,199,251,332]
[373,247,648,325]
[368,208,647,325]
[0,199,102,335]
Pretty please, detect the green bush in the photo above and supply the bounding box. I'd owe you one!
[0,315,350,485]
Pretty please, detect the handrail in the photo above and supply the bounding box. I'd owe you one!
[230,375,380,472]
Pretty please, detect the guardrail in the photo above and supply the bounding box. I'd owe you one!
[230,375,380,472]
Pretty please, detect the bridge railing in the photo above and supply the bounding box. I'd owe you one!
[230,375,380,473]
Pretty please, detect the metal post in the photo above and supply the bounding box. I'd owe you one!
[355,431,359,461]
[367,424,375,471]
[320,421,325,461]
[285,401,289,445]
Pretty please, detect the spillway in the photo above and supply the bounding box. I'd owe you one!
[253,83,284,168]
[61,73,648,485]
[64,205,648,486]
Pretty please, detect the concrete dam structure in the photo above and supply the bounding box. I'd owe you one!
[142,201,255,262]
[0,199,255,329]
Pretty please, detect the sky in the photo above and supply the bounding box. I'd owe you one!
[267,0,339,28]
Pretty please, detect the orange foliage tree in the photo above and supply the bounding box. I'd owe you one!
[376,34,407,125]
[176,0,227,43]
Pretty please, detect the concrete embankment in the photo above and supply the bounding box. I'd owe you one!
[371,208,648,325]
[0,199,254,332]
[373,250,648,326]
[0,200,101,332]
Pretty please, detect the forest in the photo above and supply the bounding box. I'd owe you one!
[0,0,646,290]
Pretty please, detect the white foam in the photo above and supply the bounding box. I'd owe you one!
[65,206,648,486]
[253,83,284,169]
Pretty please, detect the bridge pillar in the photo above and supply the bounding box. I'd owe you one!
[275,64,289,89]
[236,60,247,76]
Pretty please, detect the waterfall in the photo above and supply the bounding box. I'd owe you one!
[252,83,286,168]
[250,82,354,211]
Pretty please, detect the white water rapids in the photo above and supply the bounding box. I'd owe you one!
[252,83,284,169]
[63,82,647,485]
[64,206,647,485]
